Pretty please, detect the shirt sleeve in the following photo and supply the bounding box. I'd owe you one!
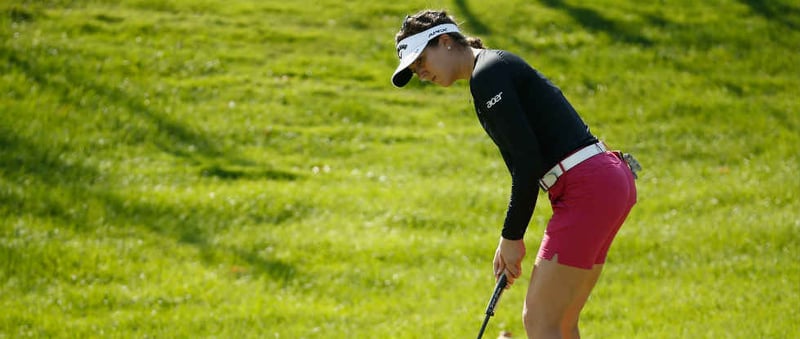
[472,62,544,240]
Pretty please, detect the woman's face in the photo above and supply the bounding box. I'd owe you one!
[408,37,457,87]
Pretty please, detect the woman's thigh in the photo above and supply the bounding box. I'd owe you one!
[524,255,598,324]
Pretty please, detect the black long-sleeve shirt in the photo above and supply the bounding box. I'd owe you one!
[470,49,597,240]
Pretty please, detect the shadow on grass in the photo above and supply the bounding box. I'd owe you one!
[0,125,300,284]
[0,43,302,283]
[200,164,299,181]
[1,44,298,183]
[737,0,800,30]
[539,0,652,46]
[450,0,542,54]
[3,50,216,163]
[452,0,491,35]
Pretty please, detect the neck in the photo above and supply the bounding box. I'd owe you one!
[457,47,482,82]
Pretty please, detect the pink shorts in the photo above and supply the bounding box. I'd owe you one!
[536,151,637,269]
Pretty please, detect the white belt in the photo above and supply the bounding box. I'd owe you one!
[539,142,607,191]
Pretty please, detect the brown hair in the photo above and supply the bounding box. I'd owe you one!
[395,10,485,49]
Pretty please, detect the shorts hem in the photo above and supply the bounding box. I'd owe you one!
[536,253,596,270]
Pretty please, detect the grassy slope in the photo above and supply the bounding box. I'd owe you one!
[1,0,798,338]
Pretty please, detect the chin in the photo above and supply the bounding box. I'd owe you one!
[439,78,455,87]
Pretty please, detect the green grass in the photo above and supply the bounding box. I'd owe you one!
[1,0,798,337]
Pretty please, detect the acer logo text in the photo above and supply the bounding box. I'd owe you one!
[486,92,503,109]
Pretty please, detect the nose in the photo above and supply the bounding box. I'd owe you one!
[417,69,431,82]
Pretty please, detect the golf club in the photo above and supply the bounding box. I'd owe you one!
[477,273,508,339]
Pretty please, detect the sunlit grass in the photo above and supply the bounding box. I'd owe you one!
[1,0,798,337]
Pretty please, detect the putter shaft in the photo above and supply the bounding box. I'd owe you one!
[477,274,508,339]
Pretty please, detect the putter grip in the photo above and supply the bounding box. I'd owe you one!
[485,274,508,316]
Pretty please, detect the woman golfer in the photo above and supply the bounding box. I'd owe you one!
[391,10,637,338]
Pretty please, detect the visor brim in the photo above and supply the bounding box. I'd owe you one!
[390,23,459,88]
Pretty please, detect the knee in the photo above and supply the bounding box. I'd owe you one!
[522,304,561,337]
[558,318,580,339]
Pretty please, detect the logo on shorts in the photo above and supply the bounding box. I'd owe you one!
[486,91,503,109]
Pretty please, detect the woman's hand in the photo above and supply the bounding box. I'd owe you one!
[493,237,526,287]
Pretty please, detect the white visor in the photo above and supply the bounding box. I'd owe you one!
[391,24,460,87]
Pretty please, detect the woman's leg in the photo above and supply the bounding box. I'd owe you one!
[522,255,602,339]
[524,152,637,338]
[560,263,603,338]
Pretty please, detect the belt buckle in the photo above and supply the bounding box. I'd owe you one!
[539,172,559,191]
